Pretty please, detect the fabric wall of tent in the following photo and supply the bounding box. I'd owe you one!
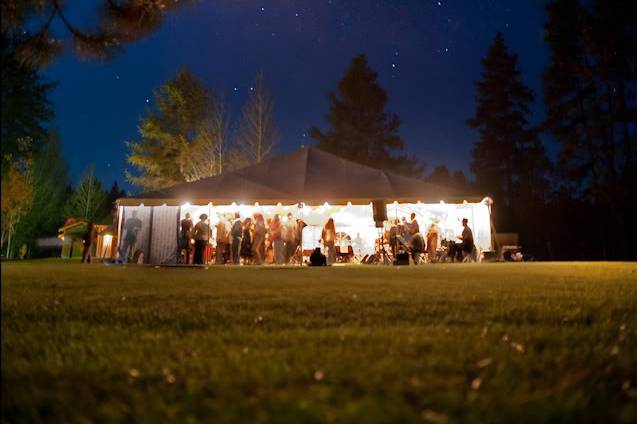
[116,147,494,264]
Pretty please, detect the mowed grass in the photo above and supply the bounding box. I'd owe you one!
[2,262,636,424]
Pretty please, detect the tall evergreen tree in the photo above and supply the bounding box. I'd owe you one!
[310,54,422,176]
[126,69,223,191]
[105,180,127,214]
[13,132,69,256]
[543,0,637,258]
[65,166,106,222]
[1,33,54,171]
[468,33,548,232]
[1,1,194,67]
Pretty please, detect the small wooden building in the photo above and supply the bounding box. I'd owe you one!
[58,218,115,261]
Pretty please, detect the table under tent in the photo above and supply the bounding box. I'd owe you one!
[115,147,495,265]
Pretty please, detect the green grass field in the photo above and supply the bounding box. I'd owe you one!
[2,262,636,423]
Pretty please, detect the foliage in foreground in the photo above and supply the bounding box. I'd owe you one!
[2,262,636,423]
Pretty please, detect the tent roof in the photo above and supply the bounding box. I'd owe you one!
[119,147,479,206]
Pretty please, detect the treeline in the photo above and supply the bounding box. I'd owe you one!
[1,35,125,259]
[2,0,635,260]
[466,0,636,260]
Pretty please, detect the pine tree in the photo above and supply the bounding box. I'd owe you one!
[105,180,127,214]
[310,54,422,176]
[126,69,223,191]
[65,166,106,222]
[543,0,637,259]
[1,33,54,171]
[467,33,547,231]
[426,165,472,194]
[234,71,278,166]
[2,1,194,67]
[12,132,69,256]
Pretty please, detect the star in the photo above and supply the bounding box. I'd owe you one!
[145,98,150,103]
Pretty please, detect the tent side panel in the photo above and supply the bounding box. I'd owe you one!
[118,206,152,263]
[149,206,179,265]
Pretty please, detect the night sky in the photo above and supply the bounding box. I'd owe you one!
[44,1,548,193]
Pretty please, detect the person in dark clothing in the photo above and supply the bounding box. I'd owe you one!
[119,210,142,263]
[309,247,327,266]
[410,232,425,264]
[230,212,243,265]
[179,212,193,264]
[81,222,94,263]
[240,217,253,265]
[193,214,211,264]
[458,218,475,259]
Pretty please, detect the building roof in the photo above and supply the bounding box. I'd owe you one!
[119,147,478,206]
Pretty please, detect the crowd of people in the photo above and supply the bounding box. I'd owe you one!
[178,212,308,265]
[117,208,476,266]
[384,213,475,263]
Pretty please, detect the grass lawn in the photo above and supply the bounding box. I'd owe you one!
[2,261,636,423]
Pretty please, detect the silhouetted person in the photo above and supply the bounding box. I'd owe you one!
[120,210,142,263]
[309,247,327,266]
[240,217,253,265]
[193,214,211,264]
[179,212,193,264]
[458,218,475,259]
[408,212,420,236]
[81,222,94,263]
[230,212,242,265]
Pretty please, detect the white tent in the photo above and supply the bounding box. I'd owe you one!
[117,147,494,264]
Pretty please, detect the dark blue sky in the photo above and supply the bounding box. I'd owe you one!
[43,0,548,193]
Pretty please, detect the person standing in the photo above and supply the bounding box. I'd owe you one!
[408,213,420,236]
[426,223,439,262]
[270,214,285,264]
[230,212,243,265]
[321,218,337,265]
[389,219,399,257]
[179,212,193,264]
[294,218,307,263]
[240,217,253,265]
[283,212,297,263]
[193,214,211,264]
[252,213,267,265]
[215,216,229,264]
[119,210,142,263]
[81,222,94,264]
